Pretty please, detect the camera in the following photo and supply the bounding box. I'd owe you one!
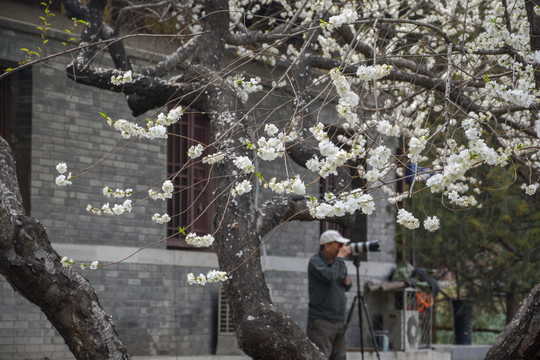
[349,240,380,255]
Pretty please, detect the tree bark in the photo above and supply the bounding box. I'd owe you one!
[484,283,540,360]
[0,137,129,360]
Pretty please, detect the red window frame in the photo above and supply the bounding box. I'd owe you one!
[166,110,212,249]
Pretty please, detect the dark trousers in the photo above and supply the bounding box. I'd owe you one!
[307,317,346,360]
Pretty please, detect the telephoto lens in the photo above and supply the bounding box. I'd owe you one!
[350,240,380,255]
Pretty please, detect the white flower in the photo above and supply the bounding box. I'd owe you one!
[56,163,67,174]
[203,151,226,164]
[408,137,427,162]
[90,261,99,270]
[326,8,358,30]
[111,70,133,85]
[368,146,392,169]
[185,233,215,248]
[290,176,306,195]
[147,125,167,139]
[377,120,400,137]
[152,213,171,224]
[60,256,72,268]
[162,180,174,194]
[265,124,279,136]
[232,180,252,197]
[535,119,540,138]
[521,183,539,196]
[187,270,227,285]
[188,144,204,159]
[233,156,255,173]
[55,173,72,186]
[423,216,440,232]
[356,64,392,81]
[397,209,420,229]
[365,169,381,183]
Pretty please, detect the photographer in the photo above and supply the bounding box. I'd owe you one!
[307,230,352,360]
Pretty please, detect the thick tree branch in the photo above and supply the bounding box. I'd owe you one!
[485,283,540,360]
[141,35,201,77]
[65,65,203,115]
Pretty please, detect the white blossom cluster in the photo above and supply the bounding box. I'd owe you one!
[185,232,215,247]
[61,256,99,270]
[188,144,204,159]
[233,156,255,173]
[187,270,228,285]
[396,209,420,229]
[487,81,537,108]
[423,216,440,232]
[323,8,358,31]
[447,190,478,207]
[255,131,298,161]
[102,186,133,198]
[151,213,171,224]
[86,199,133,216]
[55,162,73,186]
[149,180,174,201]
[110,70,133,85]
[306,124,365,178]
[226,76,263,102]
[377,120,401,137]
[368,145,392,169]
[108,106,184,140]
[202,151,226,164]
[329,68,359,126]
[521,183,539,196]
[264,175,306,195]
[231,180,253,197]
[407,136,428,162]
[307,190,375,219]
[356,64,392,81]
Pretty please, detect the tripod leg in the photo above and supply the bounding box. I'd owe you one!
[359,295,381,360]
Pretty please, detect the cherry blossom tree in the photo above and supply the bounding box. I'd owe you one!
[2,0,540,359]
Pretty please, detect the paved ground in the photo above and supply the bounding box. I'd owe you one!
[132,345,491,360]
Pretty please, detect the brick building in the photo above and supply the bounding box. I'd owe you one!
[0,2,397,358]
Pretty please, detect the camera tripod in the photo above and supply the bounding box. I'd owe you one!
[342,256,381,360]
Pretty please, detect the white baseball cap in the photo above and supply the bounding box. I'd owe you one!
[320,230,350,245]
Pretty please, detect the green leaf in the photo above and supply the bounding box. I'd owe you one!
[20,48,29,52]
[254,171,264,181]
[65,29,72,34]
[178,226,186,236]
[99,112,108,118]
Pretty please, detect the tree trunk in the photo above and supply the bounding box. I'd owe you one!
[0,137,129,360]
[484,283,540,360]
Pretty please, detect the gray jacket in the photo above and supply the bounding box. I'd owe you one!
[308,250,351,322]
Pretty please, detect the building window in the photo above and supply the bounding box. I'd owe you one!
[166,110,212,249]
